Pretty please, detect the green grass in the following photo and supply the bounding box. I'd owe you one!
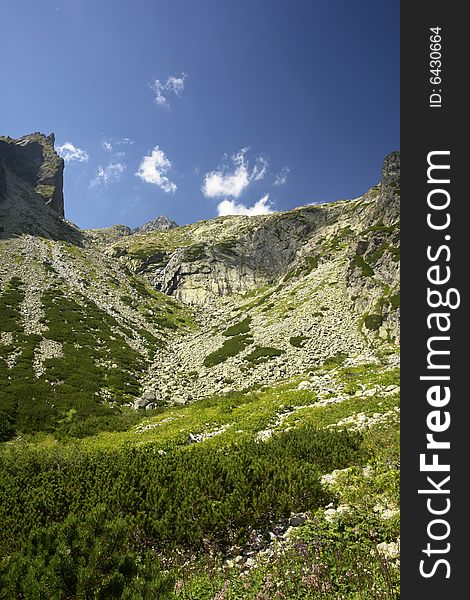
[352,254,375,277]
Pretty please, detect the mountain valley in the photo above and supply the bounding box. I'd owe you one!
[0,133,400,599]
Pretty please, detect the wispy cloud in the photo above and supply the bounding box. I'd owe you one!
[135,146,177,193]
[217,194,273,216]
[56,142,89,163]
[151,73,187,107]
[101,137,134,152]
[202,148,268,199]
[273,166,290,186]
[90,162,126,189]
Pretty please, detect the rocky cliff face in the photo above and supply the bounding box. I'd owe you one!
[0,137,80,243]
[0,133,65,216]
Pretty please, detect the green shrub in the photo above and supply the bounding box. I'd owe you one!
[289,335,309,348]
[244,346,284,365]
[390,293,400,310]
[0,506,174,599]
[364,314,383,331]
[203,334,253,367]
[0,277,24,332]
[0,287,151,437]
[222,317,252,337]
[322,353,347,369]
[0,426,363,556]
[184,243,206,261]
[352,255,374,277]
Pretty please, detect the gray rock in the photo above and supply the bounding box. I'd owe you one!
[290,513,307,527]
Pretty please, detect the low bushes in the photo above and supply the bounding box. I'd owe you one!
[0,426,363,558]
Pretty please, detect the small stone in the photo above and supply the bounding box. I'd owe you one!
[290,514,307,527]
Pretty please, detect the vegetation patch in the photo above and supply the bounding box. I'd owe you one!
[0,427,362,556]
[364,313,383,331]
[35,184,55,199]
[322,352,347,369]
[390,292,400,310]
[203,333,253,367]
[361,220,400,236]
[184,243,207,261]
[289,335,309,348]
[244,346,284,365]
[352,254,375,277]
[222,316,252,337]
[0,284,166,439]
[215,238,238,253]
[323,226,353,253]
[0,277,24,333]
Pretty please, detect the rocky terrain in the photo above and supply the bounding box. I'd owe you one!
[1,133,399,434]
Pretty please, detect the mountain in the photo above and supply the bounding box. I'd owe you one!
[0,133,400,598]
[110,152,399,407]
[0,134,399,432]
[132,215,178,234]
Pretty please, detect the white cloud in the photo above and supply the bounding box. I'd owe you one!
[151,73,186,107]
[101,137,134,152]
[273,166,290,186]
[90,162,126,189]
[217,194,273,217]
[135,146,177,193]
[56,142,89,163]
[203,148,268,199]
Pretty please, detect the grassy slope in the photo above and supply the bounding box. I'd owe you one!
[0,236,195,439]
[0,352,399,599]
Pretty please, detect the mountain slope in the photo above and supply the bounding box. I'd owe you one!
[0,233,193,438]
[1,135,399,435]
[111,153,400,407]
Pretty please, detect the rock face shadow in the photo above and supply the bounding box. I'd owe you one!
[0,133,83,246]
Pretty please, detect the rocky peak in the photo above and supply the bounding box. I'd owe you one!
[133,215,178,234]
[0,132,64,216]
[369,151,400,226]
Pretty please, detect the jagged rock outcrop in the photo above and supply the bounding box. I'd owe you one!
[85,224,132,246]
[0,132,64,216]
[151,209,330,303]
[367,151,400,226]
[346,152,400,341]
[113,153,400,313]
[133,216,178,234]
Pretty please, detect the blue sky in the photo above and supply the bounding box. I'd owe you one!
[0,0,399,230]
